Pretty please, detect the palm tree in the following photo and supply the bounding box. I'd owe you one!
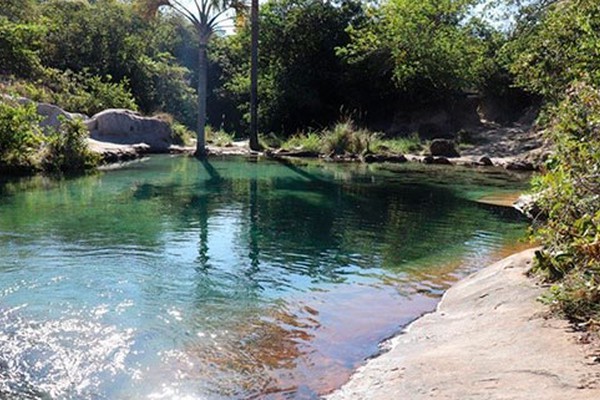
[137,0,241,158]
[249,0,260,151]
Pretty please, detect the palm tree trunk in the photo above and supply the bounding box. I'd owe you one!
[249,0,260,151]
[196,41,208,158]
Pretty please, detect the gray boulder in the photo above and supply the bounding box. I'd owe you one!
[479,156,493,166]
[429,139,460,158]
[36,102,88,132]
[1,95,87,132]
[87,109,173,152]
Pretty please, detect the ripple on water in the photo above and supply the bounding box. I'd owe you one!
[0,307,134,399]
[0,157,528,399]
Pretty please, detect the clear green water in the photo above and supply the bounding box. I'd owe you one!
[0,156,529,399]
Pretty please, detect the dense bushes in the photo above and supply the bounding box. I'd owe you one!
[0,101,42,171]
[0,17,43,78]
[532,82,600,324]
[1,0,197,127]
[0,101,98,174]
[43,118,100,173]
[504,0,600,102]
[339,0,488,94]
[1,69,138,116]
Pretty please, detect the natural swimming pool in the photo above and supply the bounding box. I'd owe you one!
[0,156,528,399]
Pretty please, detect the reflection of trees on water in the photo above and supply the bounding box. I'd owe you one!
[0,157,525,286]
[0,157,527,398]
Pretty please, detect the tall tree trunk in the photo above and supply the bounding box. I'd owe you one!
[196,41,208,158]
[249,0,260,151]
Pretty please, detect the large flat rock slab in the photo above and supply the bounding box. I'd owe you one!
[327,249,600,400]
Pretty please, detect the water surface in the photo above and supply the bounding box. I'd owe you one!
[0,156,528,399]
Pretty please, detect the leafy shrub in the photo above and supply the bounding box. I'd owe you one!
[42,117,100,173]
[504,0,600,103]
[532,81,600,324]
[206,126,234,147]
[2,68,138,116]
[0,100,43,170]
[0,17,44,78]
[171,122,195,146]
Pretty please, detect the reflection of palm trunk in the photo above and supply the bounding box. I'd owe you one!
[196,41,208,157]
[248,178,260,271]
[249,0,260,151]
[198,196,209,268]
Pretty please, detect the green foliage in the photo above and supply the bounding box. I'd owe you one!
[2,69,138,116]
[0,0,197,126]
[504,0,600,102]
[0,17,44,78]
[321,120,378,155]
[0,100,43,171]
[171,121,195,146]
[282,132,322,153]
[0,0,38,23]
[339,0,488,94]
[0,101,99,174]
[43,117,100,173]
[206,126,234,147]
[532,81,600,323]
[212,0,377,135]
[371,133,424,154]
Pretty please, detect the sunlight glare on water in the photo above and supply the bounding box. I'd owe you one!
[0,156,529,399]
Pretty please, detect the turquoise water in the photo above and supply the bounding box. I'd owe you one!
[0,156,528,399]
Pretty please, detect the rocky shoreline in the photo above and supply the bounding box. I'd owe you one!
[326,248,600,400]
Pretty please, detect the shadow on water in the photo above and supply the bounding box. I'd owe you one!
[0,156,530,399]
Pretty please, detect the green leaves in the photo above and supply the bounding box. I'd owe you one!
[533,81,600,323]
[504,0,600,102]
[0,100,43,171]
[43,117,100,173]
[0,17,45,78]
[340,0,488,94]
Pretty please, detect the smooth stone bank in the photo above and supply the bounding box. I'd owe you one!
[327,248,600,400]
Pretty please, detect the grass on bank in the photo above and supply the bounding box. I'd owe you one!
[157,113,234,148]
[280,120,423,155]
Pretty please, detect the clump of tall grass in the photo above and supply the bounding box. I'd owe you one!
[282,131,322,153]
[206,126,234,147]
[321,119,378,155]
[371,132,423,154]
[170,122,195,146]
[281,119,423,156]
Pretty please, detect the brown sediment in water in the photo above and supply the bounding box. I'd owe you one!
[476,191,523,208]
[160,239,534,399]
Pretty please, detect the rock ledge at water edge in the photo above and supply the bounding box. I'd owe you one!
[327,248,600,400]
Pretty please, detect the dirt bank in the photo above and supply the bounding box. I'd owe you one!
[327,248,600,400]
